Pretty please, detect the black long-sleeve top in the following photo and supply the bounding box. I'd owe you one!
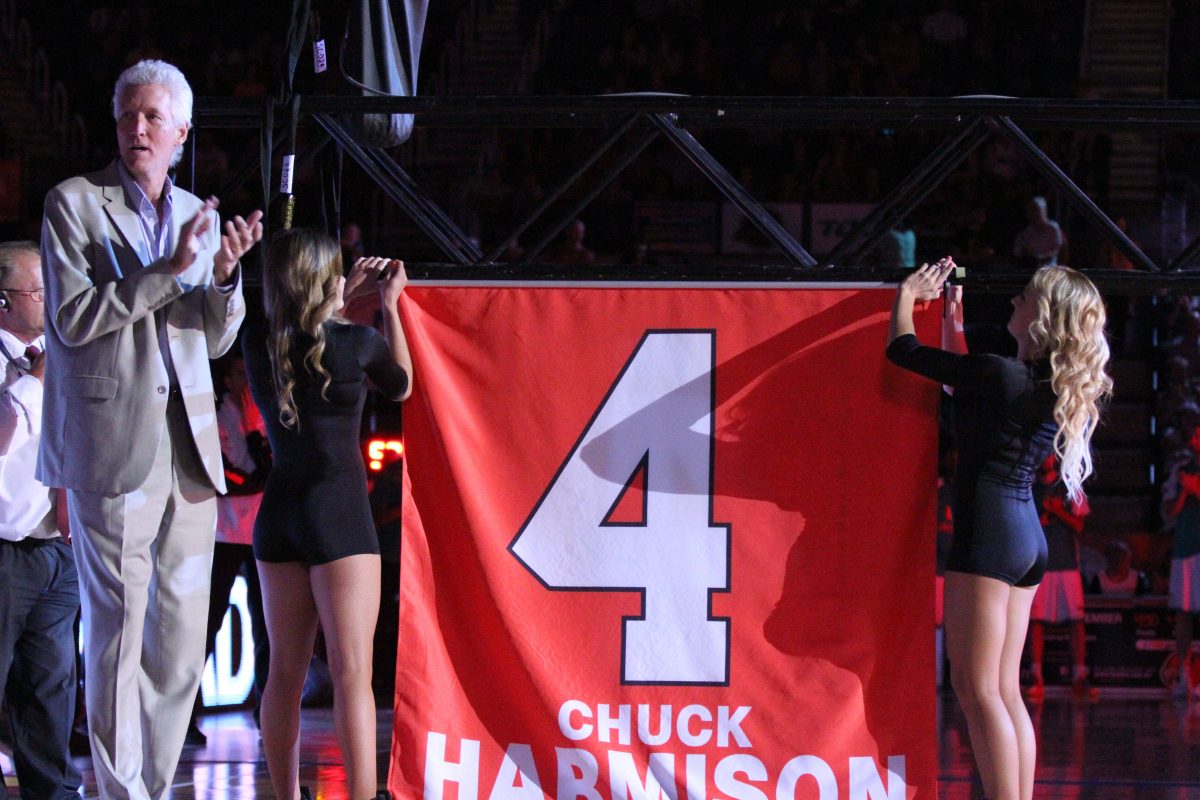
[886,333,1057,489]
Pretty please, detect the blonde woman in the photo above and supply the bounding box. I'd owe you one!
[887,260,1110,800]
[243,228,412,800]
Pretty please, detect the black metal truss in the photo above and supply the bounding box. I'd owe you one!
[1172,233,1200,272]
[313,112,481,264]
[518,117,666,264]
[989,116,1156,273]
[195,95,1200,130]
[193,94,1200,290]
[649,113,816,267]
[484,113,642,263]
[826,118,991,266]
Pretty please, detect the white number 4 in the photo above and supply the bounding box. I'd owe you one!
[510,330,731,685]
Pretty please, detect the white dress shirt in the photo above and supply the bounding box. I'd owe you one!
[117,160,181,386]
[0,328,57,541]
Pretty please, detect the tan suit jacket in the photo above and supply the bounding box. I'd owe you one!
[37,162,244,494]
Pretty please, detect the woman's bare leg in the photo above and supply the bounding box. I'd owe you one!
[311,553,382,799]
[257,560,320,800]
[999,584,1039,800]
[944,571,1024,800]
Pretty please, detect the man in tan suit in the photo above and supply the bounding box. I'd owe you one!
[38,60,262,800]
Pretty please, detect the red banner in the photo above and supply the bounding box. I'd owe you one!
[391,284,941,800]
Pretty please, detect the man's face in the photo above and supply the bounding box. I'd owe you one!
[0,252,44,342]
[116,83,187,183]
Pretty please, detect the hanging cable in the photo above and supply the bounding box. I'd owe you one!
[281,0,313,98]
[310,9,327,75]
[280,95,302,230]
[259,95,274,237]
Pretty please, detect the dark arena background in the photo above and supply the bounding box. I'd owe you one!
[3,0,1200,797]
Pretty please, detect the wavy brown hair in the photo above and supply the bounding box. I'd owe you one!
[1025,265,1113,503]
[262,228,344,428]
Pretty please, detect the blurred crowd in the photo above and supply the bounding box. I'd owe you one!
[478,0,1099,261]
[5,0,1112,266]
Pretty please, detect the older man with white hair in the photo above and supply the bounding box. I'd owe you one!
[38,59,262,800]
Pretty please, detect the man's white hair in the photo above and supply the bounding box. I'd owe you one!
[112,59,193,167]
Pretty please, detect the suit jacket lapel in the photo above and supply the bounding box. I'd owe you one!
[100,163,150,273]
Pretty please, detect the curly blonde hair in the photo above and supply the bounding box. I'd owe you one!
[1025,265,1113,503]
[262,228,344,428]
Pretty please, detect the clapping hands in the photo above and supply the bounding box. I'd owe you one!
[169,196,263,284]
[213,208,264,284]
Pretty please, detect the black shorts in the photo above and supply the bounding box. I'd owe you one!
[252,473,380,565]
[947,478,1047,588]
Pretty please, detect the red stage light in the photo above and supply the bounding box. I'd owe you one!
[365,437,405,471]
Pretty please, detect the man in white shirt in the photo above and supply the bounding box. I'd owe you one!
[0,240,81,799]
[1013,196,1066,268]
